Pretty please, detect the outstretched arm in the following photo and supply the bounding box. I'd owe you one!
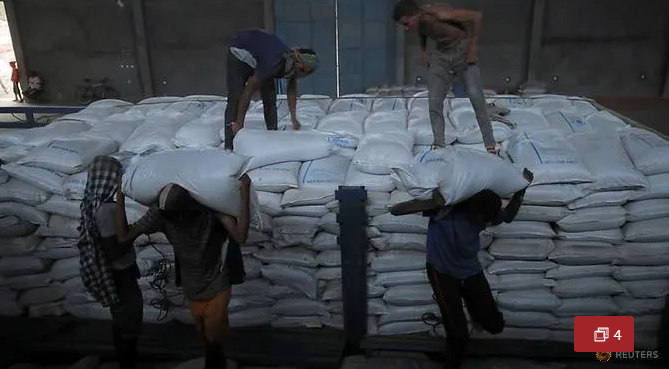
[218,174,251,244]
[115,178,163,246]
[493,169,534,224]
[390,189,446,216]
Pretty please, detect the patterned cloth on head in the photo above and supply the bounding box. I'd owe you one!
[283,49,319,78]
[78,156,123,307]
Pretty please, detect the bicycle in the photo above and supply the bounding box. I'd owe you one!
[75,77,121,104]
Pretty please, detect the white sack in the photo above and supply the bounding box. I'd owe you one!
[548,241,618,265]
[18,284,67,307]
[271,316,323,329]
[256,191,283,216]
[378,304,439,325]
[121,149,258,220]
[614,242,669,266]
[0,216,38,237]
[172,115,224,148]
[495,289,561,312]
[260,265,318,299]
[63,171,88,200]
[449,107,511,144]
[281,188,336,207]
[487,261,557,275]
[248,162,300,193]
[0,179,50,206]
[619,127,669,175]
[557,228,624,244]
[377,321,432,335]
[278,106,324,131]
[487,273,556,291]
[299,155,350,190]
[569,131,647,191]
[544,111,594,135]
[253,248,319,268]
[363,110,408,135]
[370,213,428,234]
[344,166,396,192]
[380,233,426,251]
[0,234,41,257]
[546,265,611,280]
[586,110,629,133]
[556,206,626,232]
[488,239,554,261]
[613,265,669,281]
[614,296,665,315]
[634,173,669,200]
[624,218,669,242]
[281,205,329,218]
[2,164,68,194]
[621,279,669,299]
[228,307,276,328]
[16,137,118,174]
[316,111,367,142]
[523,184,585,206]
[501,310,558,328]
[80,112,145,145]
[243,257,262,279]
[272,216,320,247]
[506,130,594,185]
[233,129,333,171]
[567,190,634,210]
[329,95,371,113]
[36,215,79,238]
[407,111,457,146]
[228,294,274,312]
[271,298,330,317]
[625,199,669,222]
[353,134,414,175]
[372,97,406,112]
[322,279,385,300]
[373,270,428,287]
[552,277,625,298]
[49,257,80,281]
[392,146,529,204]
[0,119,91,147]
[0,202,48,225]
[119,112,190,154]
[514,205,572,222]
[490,221,554,239]
[503,108,549,132]
[28,302,65,317]
[383,284,434,306]
[552,297,619,317]
[36,195,81,219]
[0,290,22,316]
[0,273,51,290]
[311,232,339,251]
[371,251,425,273]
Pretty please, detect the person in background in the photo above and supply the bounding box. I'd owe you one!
[78,156,142,369]
[224,29,319,150]
[24,71,44,102]
[115,176,252,369]
[9,61,23,102]
[390,168,534,369]
[392,0,497,154]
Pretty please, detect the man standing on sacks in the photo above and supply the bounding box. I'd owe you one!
[114,173,253,369]
[224,29,320,150]
[390,168,535,369]
[392,0,498,154]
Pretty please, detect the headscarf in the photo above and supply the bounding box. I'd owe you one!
[283,48,319,78]
[77,156,122,307]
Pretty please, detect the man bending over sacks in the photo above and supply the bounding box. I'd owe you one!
[115,175,252,369]
[224,29,320,150]
[390,168,534,369]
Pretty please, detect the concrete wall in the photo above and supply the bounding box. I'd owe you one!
[9,0,265,103]
[7,0,669,101]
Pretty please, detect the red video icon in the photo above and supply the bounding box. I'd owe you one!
[574,316,634,352]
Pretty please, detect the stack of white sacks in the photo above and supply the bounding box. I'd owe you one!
[0,93,666,349]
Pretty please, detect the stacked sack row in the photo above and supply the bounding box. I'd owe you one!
[0,93,667,349]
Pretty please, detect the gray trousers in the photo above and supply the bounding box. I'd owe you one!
[428,46,495,148]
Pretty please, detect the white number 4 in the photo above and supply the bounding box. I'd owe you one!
[614,330,622,340]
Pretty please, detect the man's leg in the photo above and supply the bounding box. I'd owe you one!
[426,263,469,369]
[224,51,253,150]
[260,79,278,130]
[463,64,496,150]
[190,289,233,369]
[110,265,144,369]
[12,83,19,101]
[461,271,505,335]
[428,52,456,148]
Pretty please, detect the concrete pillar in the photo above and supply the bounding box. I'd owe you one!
[264,0,275,32]
[131,0,154,97]
[526,0,546,83]
[395,25,405,86]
